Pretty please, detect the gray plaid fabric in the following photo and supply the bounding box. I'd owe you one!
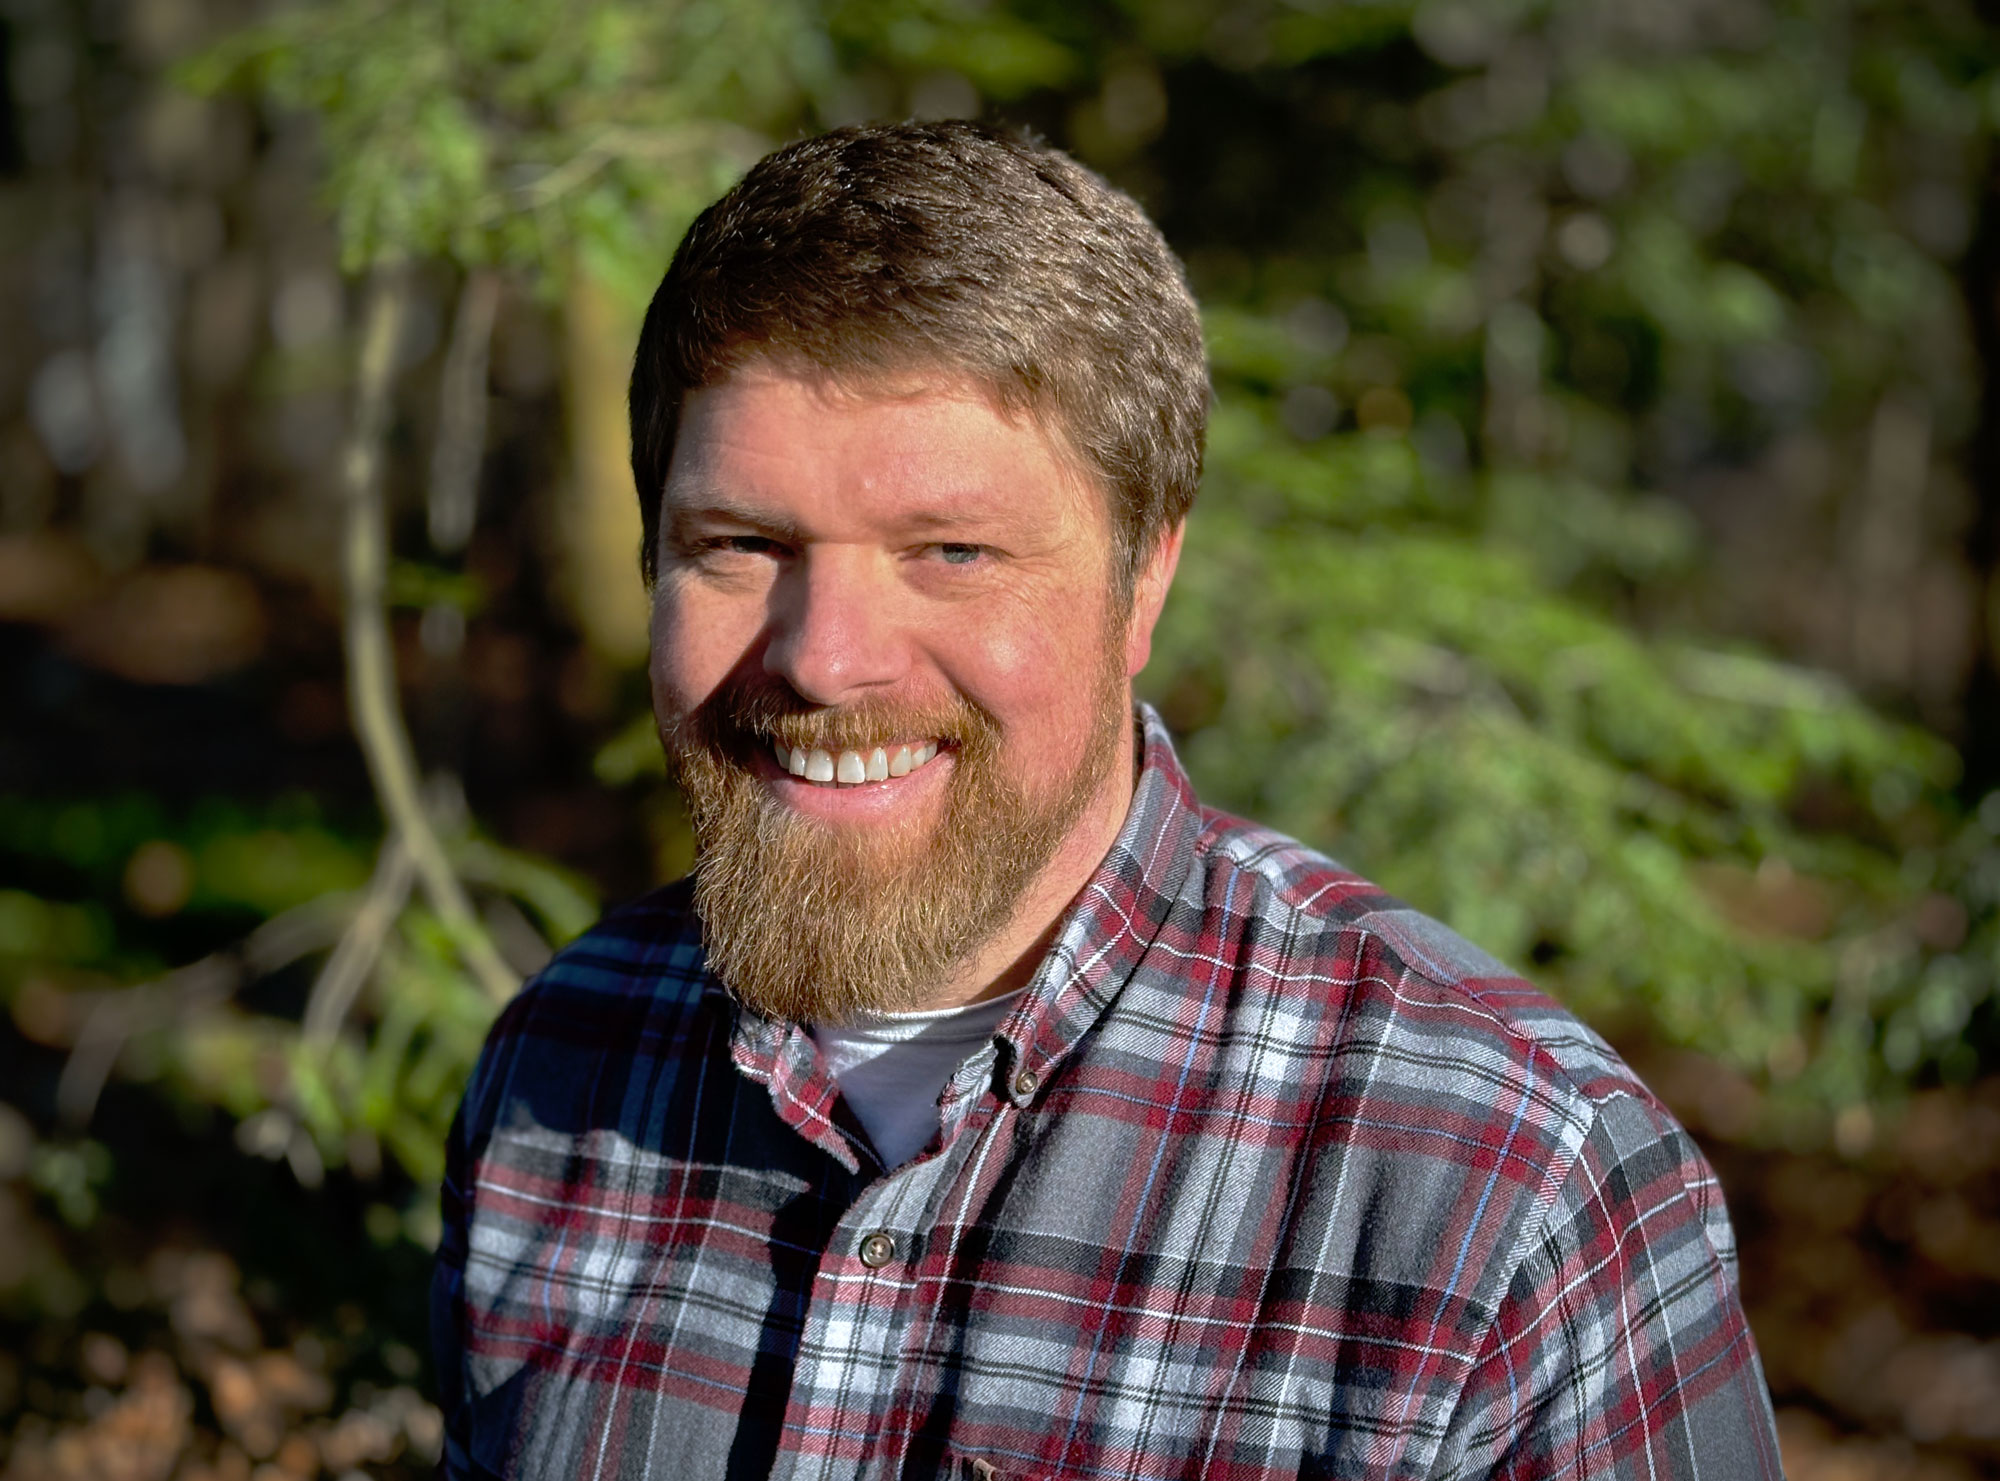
[434,706,1782,1479]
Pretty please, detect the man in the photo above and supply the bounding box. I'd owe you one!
[433,121,1783,1480]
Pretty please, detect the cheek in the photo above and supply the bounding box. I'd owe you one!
[649,585,757,714]
[940,594,1119,747]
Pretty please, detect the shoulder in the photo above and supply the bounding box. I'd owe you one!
[488,876,709,1039]
[1171,810,1743,1351]
[1188,807,1620,1083]
[531,875,707,995]
[454,878,718,1140]
[1181,806,1714,1241]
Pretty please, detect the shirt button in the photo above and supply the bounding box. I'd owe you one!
[859,1230,896,1268]
[1012,1067,1040,1097]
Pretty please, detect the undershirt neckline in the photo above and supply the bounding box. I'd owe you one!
[809,988,1028,1168]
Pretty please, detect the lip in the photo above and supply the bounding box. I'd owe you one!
[750,741,956,824]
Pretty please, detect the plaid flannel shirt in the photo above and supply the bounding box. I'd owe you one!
[433,706,1781,1480]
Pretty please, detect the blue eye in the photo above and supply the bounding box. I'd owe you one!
[937,544,983,565]
[686,535,780,560]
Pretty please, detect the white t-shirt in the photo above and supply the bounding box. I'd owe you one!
[809,989,1027,1168]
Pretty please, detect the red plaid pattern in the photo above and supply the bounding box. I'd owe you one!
[433,707,1781,1480]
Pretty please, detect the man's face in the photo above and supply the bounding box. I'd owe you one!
[649,362,1172,1022]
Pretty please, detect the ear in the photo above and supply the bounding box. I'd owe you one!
[1123,521,1184,679]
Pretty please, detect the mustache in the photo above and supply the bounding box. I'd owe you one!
[670,674,999,759]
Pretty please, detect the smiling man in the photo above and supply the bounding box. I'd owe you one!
[433,122,1783,1480]
[650,365,1160,1036]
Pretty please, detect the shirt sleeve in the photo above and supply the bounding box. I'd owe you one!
[431,1092,477,1481]
[1429,1090,1784,1480]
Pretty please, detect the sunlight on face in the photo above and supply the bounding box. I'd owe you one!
[649,365,1145,1019]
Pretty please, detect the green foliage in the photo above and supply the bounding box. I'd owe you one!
[0,794,368,960]
[99,0,2000,1182]
[1150,373,1956,1104]
[0,796,592,1218]
[387,560,488,615]
[1126,0,1999,1112]
[181,0,1077,293]
[593,711,671,786]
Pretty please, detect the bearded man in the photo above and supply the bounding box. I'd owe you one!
[433,121,1783,1481]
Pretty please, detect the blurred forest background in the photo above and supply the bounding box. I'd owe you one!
[4,0,2000,1475]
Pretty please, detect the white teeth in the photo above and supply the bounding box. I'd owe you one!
[775,739,942,784]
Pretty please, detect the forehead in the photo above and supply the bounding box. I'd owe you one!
[665,363,1107,533]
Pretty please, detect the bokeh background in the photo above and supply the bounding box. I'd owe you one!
[4,0,2000,1475]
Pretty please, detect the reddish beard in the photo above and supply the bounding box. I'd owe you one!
[658,668,1128,1024]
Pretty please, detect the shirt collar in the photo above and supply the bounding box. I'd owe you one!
[989,702,1202,1105]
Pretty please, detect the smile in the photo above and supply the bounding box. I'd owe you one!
[768,739,943,786]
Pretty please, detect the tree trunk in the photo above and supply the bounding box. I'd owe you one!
[554,270,651,665]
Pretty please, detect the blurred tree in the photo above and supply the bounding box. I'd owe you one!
[19,0,2000,1204]
[1065,0,2000,1120]
[16,1,2000,1471]
[127,0,1084,1189]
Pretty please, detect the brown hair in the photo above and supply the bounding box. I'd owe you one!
[628,120,1208,591]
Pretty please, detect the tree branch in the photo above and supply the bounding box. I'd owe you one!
[55,897,352,1129]
[428,267,502,553]
[302,829,417,1044]
[342,266,517,1004]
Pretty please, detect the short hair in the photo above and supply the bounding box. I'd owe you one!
[628,121,1209,592]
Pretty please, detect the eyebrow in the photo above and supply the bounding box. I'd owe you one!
[889,507,1004,537]
[664,491,1011,543]
[663,495,805,544]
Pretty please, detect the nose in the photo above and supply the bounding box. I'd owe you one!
[762,546,909,705]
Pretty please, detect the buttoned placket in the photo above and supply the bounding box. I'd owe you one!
[764,1037,1029,1481]
[733,710,1195,1480]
